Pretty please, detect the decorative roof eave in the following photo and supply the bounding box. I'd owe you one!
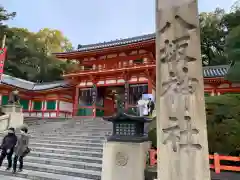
[203,77,230,84]
[0,82,73,93]
[0,74,73,92]
[103,112,152,122]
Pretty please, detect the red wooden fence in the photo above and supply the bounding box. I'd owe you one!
[149,149,240,174]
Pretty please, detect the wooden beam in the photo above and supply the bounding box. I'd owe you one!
[63,63,155,77]
[81,53,149,65]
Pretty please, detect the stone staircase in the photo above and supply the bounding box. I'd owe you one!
[0,117,112,180]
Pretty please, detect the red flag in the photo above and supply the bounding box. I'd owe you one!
[0,47,6,80]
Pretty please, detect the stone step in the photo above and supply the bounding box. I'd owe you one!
[31,133,107,137]
[4,156,102,172]
[31,147,103,157]
[33,139,104,146]
[30,130,112,134]
[0,174,29,180]
[29,151,102,164]
[30,135,107,140]
[0,167,94,180]
[30,142,103,151]
[30,126,112,130]
[1,135,108,143]
[10,162,101,179]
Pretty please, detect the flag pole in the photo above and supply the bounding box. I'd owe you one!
[1,34,6,49]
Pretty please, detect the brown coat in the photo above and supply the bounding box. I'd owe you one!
[14,132,29,156]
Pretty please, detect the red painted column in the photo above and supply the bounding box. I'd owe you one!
[42,98,46,118]
[148,79,153,94]
[56,94,60,117]
[28,99,32,117]
[73,86,79,116]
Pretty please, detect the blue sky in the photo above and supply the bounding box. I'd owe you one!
[2,0,237,48]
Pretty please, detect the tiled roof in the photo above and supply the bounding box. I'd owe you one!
[0,65,230,91]
[0,74,69,91]
[203,65,230,78]
[55,33,155,54]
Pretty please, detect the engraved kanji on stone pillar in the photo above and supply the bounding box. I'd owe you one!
[162,117,180,152]
[156,0,211,180]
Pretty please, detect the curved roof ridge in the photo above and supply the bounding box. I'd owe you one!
[77,33,155,49]
[1,74,68,91]
[53,33,156,54]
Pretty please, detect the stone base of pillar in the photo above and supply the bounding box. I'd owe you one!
[101,141,151,180]
[2,104,24,129]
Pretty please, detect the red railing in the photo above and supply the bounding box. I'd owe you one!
[149,149,240,174]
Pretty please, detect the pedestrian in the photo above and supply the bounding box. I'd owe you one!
[13,126,30,173]
[137,96,145,116]
[147,98,155,116]
[0,127,17,170]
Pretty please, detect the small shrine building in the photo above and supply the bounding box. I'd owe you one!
[0,33,239,118]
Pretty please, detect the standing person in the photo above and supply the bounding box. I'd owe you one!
[13,126,30,173]
[0,127,17,170]
[137,95,144,116]
[148,98,155,116]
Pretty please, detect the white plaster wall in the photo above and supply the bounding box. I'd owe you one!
[59,101,73,112]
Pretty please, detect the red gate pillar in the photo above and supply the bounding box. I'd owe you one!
[73,86,79,116]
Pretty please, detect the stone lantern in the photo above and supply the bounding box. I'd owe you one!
[101,108,152,180]
[103,111,151,143]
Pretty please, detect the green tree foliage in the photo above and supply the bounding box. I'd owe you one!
[0,5,74,82]
[36,28,73,53]
[0,5,16,34]
[200,8,228,66]
[223,3,240,82]
[199,1,240,81]
[224,25,240,82]
[206,94,240,154]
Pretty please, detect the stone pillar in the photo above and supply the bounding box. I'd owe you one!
[2,104,23,129]
[155,0,211,180]
[101,141,150,180]
[101,112,151,180]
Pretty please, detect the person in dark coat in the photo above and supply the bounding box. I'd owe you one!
[147,98,155,116]
[0,127,17,170]
[13,126,30,173]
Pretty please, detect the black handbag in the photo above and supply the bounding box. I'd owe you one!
[22,147,31,157]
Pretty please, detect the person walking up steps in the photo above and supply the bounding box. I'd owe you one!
[0,127,17,170]
[13,126,30,173]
